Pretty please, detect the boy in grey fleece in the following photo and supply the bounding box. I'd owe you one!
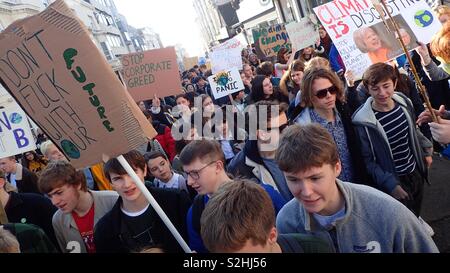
[275,124,438,253]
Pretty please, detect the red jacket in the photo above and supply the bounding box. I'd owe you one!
[154,122,176,161]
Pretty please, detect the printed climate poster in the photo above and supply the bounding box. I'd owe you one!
[252,23,291,60]
[313,0,442,78]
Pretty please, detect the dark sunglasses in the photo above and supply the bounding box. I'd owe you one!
[314,85,338,99]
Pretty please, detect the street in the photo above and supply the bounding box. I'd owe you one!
[422,155,450,252]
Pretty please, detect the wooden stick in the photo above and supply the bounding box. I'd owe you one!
[117,155,192,253]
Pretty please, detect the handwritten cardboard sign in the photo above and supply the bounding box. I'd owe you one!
[285,18,320,51]
[0,0,156,168]
[210,47,242,74]
[252,24,291,60]
[121,47,182,101]
[183,56,198,71]
[208,68,244,99]
[314,0,442,78]
[0,104,36,158]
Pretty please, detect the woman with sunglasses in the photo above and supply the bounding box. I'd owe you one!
[293,68,370,185]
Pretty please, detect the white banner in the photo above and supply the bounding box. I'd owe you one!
[313,0,442,78]
[0,104,36,158]
[208,68,245,99]
[210,47,243,74]
[285,18,320,51]
[212,33,248,51]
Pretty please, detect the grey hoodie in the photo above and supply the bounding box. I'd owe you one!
[351,92,432,193]
[276,180,438,253]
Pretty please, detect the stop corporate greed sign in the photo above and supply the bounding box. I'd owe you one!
[121,47,182,102]
[208,68,245,99]
[313,0,442,78]
[0,104,36,158]
[0,0,156,169]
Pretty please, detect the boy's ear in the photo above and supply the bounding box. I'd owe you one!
[393,79,398,89]
[143,164,148,177]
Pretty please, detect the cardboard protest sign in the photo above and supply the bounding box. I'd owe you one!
[212,33,248,51]
[0,104,36,158]
[0,0,156,169]
[208,68,245,99]
[286,18,320,51]
[252,24,291,60]
[183,56,198,70]
[210,47,242,74]
[314,0,442,78]
[121,48,182,101]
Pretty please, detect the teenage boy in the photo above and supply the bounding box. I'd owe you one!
[275,124,438,253]
[352,63,433,221]
[228,101,293,202]
[145,151,196,200]
[38,161,118,253]
[94,150,191,253]
[201,179,333,253]
[180,139,286,253]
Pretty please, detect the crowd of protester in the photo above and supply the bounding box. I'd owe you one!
[1,5,450,253]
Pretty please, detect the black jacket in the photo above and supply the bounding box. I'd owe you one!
[4,192,58,249]
[94,184,191,253]
[7,166,40,194]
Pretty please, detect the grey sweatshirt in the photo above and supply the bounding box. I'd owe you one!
[276,180,438,253]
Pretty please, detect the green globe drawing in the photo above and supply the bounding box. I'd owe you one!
[61,140,80,159]
[414,10,433,27]
[9,113,22,124]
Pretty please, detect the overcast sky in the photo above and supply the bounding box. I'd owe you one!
[114,0,205,57]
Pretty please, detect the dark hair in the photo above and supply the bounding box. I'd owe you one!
[21,151,48,170]
[245,100,286,137]
[362,63,397,89]
[277,47,289,64]
[250,75,271,103]
[179,139,225,166]
[38,160,87,194]
[144,151,168,163]
[256,61,274,77]
[275,124,339,174]
[103,150,146,181]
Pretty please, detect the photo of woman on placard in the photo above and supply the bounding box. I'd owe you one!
[353,26,392,63]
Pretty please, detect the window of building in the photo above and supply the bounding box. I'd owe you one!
[278,0,296,23]
[106,34,123,48]
[100,42,112,60]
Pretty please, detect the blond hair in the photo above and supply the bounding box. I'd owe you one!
[431,21,450,63]
[0,227,20,253]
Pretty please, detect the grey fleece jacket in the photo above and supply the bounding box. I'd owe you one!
[351,93,432,193]
[276,180,438,253]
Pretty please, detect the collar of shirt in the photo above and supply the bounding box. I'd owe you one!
[310,108,342,127]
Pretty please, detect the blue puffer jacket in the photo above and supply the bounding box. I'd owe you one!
[351,93,433,194]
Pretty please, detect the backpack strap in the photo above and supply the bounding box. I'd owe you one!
[191,195,206,235]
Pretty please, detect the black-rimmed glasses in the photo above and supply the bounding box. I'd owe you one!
[185,161,217,180]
